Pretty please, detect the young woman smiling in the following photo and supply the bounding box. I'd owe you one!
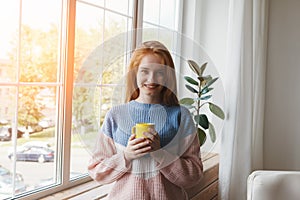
[88,40,203,200]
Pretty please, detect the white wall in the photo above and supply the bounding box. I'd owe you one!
[181,0,229,152]
[197,0,229,153]
[264,0,300,170]
[191,0,300,169]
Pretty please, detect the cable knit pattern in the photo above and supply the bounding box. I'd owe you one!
[88,100,203,200]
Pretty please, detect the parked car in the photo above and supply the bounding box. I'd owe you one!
[0,165,26,198]
[23,141,51,149]
[0,127,11,141]
[0,124,44,141]
[0,126,24,141]
[8,144,54,163]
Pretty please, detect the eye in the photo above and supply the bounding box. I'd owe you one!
[156,71,165,77]
[140,69,149,74]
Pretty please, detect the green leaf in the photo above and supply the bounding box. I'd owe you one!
[185,84,198,93]
[201,87,213,95]
[195,114,209,129]
[193,97,202,101]
[179,98,194,105]
[200,95,212,100]
[200,62,208,74]
[209,103,225,119]
[197,128,207,146]
[204,77,219,89]
[187,60,202,76]
[208,122,216,143]
[184,76,199,86]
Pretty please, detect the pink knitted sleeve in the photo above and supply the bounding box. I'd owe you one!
[151,133,203,189]
[88,132,132,184]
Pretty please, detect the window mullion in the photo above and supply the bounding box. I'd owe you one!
[60,0,76,186]
[11,0,23,197]
[132,0,143,48]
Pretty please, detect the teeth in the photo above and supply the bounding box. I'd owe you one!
[145,84,158,88]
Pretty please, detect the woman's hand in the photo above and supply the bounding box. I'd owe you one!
[124,134,151,162]
[143,128,161,152]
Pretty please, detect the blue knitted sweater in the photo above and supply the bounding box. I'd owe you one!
[101,100,195,148]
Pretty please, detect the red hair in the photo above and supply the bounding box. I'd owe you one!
[125,41,179,106]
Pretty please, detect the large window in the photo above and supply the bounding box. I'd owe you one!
[0,0,181,199]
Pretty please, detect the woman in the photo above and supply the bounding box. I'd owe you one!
[88,40,203,199]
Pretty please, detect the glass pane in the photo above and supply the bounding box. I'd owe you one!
[0,86,58,198]
[15,86,57,189]
[143,0,160,24]
[0,0,18,60]
[0,1,19,81]
[104,11,130,40]
[0,0,62,198]
[0,87,16,199]
[142,25,175,48]
[106,0,130,16]
[72,0,132,180]
[142,0,179,29]
[160,0,177,29]
[20,0,61,83]
[75,1,104,76]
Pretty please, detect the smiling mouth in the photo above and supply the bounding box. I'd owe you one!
[144,83,161,89]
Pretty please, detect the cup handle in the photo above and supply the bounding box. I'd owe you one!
[131,126,136,134]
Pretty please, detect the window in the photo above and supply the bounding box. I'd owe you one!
[0,0,181,199]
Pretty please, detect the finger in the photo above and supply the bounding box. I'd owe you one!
[143,132,158,142]
[143,132,153,141]
[132,140,150,150]
[136,145,151,154]
[131,137,146,145]
[129,134,136,141]
[147,128,159,138]
[128,137,144,146]
[148,127,156,134]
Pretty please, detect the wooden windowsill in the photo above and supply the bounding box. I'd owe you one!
[41,152,219,200]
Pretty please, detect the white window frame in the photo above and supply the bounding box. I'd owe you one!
[1,0,184,199]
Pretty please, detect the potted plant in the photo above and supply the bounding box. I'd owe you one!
[180,60,225,146]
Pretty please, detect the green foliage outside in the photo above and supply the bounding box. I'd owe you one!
[7,18,126,130]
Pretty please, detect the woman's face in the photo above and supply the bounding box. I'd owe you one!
[136,54,166,102]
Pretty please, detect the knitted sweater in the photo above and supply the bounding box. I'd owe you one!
[88,100,203,200]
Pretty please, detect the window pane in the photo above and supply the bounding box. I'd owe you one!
[143,0,160,24]
[143,0,179,30]
[72,0,133,179]
[142,0,180,44]
[16,85,57,190]
[20,0,61,83]
[0,0,62,198]
[106,0,130,16]
[104,11,132,40]
[160,0,177,29]
[0,87,16,198]
[0,1,19,81]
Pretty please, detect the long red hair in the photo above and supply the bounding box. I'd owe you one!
[125,41,179,106]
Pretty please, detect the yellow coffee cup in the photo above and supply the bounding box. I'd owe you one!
[132,123,155,138]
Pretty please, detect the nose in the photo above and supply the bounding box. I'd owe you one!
[147,72,157,83]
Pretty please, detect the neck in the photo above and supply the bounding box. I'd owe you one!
[135,95,162,104]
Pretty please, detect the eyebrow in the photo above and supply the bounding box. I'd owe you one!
[139,66,150,69]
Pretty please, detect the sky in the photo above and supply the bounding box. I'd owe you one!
[0,0,61,59]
